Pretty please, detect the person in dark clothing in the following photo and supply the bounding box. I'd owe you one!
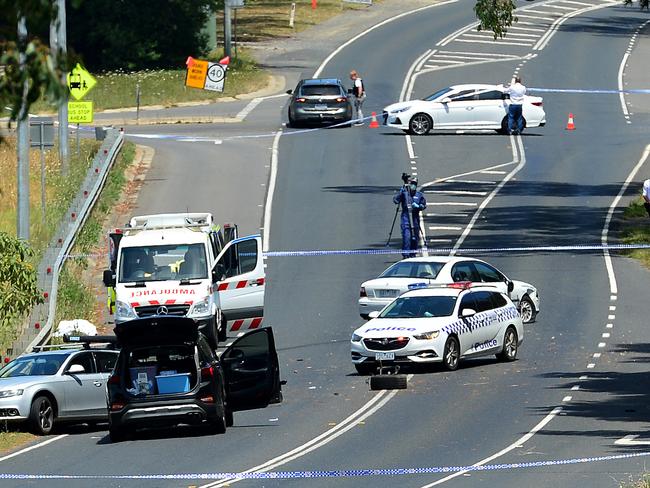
[393,177,427,258]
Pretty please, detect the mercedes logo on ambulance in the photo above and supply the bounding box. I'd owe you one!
[156,306,169,315]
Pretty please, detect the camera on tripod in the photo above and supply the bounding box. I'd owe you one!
[401,172,411,184]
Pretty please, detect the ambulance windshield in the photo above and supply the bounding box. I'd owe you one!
[119,244,207,283]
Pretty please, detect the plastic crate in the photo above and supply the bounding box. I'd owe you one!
[155,373,191,394]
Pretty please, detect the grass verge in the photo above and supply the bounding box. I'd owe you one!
[0,425,35,455]
[620,197,650,267]
[54,142,136,328]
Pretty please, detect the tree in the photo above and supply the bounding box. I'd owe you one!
[0,232,43,346]
[474,0,517,39]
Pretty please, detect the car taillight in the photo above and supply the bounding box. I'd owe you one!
[200,395,215,404]
[108,374,120,385]
[110,401,125,411]
[335,97,346,103]
[296,97,306,103]
[360,287,367,298]
[201,366,214,381]
[532,101,543,107]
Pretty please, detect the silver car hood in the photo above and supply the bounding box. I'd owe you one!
[0,376,57,390]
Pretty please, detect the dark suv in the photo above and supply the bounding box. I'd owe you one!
[106,316,282,441]
[287,78,353,127]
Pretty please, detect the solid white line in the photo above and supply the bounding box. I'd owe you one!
[262,130,282,253]
[542,4,577,11]
[516,14,556,21]
[420,407,563,487]
[428,226,462,231]
[454,39,534,47]
[508,26,546,33]
[437,22,479,47]
[447,179,496,184]
[426,190,487,196]
[618,52,630,117]
[400,49,433,102]
[426,202,478,206]
[405,134,416,159]
[427,59,464,64]
[236,98,263,120]
[0,434,68,463]
[451,136,525,255]
[481,170,507,175]
[560,0,591,6]
[438,50,517,58]
[428,238,453,243]
[462,32,539,40]
[601,144,650,294]
[313,0,458,78]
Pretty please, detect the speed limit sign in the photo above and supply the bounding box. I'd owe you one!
[204,62,227,92]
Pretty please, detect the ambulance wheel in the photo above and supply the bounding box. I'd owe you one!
[206,320,219,349]
[217,313,227,342]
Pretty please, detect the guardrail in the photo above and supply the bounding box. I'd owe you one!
[3,128,124,361]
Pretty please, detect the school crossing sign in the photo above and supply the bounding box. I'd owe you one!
[185,56,229,92]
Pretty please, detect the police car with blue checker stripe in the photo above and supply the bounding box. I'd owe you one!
[351,282,523,375]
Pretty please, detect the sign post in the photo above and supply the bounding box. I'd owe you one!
[29,118,55,223]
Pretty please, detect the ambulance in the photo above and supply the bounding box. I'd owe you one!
[102,213,265,347]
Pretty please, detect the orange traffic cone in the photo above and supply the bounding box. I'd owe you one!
[369,111,379,129]
[566,113,576,130]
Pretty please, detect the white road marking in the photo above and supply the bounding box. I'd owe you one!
[610,295,617,301]
[609,305,616,311]
[426,202,477,206]
[562,396,572,402]
[425,190,487,196]
[420,407,563,487]
[606,323,613,329]
[400,49,433,102]
[587,363,595,369]
[438,50,517,58]
[508,25,546,33]
[426,213,468,217]
[262,130,282,252]
[481,170,507,175]
[560,0,591,7]
[516,14,557,21]
[0,434,68,463]
[236,98,263,120]
[428,226,462,231]
[447,179,496,184]
[598,343,606,348]
[454,39,534,47]
[579,375,588,380]
[615,435,650,446]
[618,52,630,117]
[421,162,516,188]
[429,238,453,243]
[608,315,615,320]
[593,353,601,358]
[602,333,610,338]
[571,385,580,391]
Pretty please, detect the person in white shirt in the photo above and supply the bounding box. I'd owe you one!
[505,76,526,135]
[643,178,650,217]
[349,70,366,126]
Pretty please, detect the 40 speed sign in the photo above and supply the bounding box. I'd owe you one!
[185,56,228,92]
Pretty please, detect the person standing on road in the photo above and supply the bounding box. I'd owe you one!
[643,178,650,217]
[350,70,366,126]
[393,177,427,258]
[505,76,526,135]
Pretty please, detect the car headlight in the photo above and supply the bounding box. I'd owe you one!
[0,389,24,399]
[351,333,362,342]
[391,106,411,114]
[413,331,439,340]
[189,297,211,317]
[115,300,137,321]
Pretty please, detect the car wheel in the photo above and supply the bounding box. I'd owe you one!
[210,400,227,435]
[29,395,55,435]
[225,407,234,427]
[519,296,537,323]
[497,326,519,362]
[408,113,432,135]
[109,426,129,443]
[217,312,227,342]
[442,336,460,371]
[354,362,376,376]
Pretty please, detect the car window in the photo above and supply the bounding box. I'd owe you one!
[477,90,503,101]
[379,295,456,318]
[424,87,453,101]
[67,352,95,374]
[490,292,508,308]
[474,262,504,282]
[301,85,341,96]
[451,262,479,282]
[0,354,67,377]
[459,293,477,312]
[239,239,257,274]
[379,261,444,279]
[94,351,118,373]
[450,90,478,102]
[472,291,495,312]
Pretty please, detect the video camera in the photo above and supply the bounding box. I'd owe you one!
[401,172,411,184]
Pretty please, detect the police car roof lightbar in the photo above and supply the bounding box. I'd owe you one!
[407,281,499,291]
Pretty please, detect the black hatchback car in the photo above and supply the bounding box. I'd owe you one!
[287,78,353,127]
[106,316,282,441]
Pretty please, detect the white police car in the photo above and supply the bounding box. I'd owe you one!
[351,283,523,375]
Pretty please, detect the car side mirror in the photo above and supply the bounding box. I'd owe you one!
[460,308,476,318]
[507,280,514,293]
[103,269,116,287]
[286,89,293,95]
[368,311,380,319]
[441,97,452,104]
[212,269,219,284]
[66,364,86,375]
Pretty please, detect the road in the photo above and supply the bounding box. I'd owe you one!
[3,1,650,487]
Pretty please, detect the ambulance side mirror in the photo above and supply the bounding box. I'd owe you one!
[103,269,116,287]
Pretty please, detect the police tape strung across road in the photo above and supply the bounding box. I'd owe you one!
[2,450,650,480]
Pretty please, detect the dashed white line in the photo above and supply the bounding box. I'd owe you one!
[608,315,615,320]
[598,343,606,348]
[606,324,614,329]
[602,333,610,338]
[571,385,580,391]
[587,363,596,369]
[593,353,602,358]
[562,396,573,402]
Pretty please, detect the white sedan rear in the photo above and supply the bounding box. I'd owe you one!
[383,84,546,135]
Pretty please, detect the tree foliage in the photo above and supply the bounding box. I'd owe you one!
[67,0,222,71]
[474,0,517,39]
[0,232,43,343]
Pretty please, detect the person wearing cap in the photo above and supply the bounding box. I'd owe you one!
[349,70,366,126]
[393,177,427,258]
[504,76,526,135]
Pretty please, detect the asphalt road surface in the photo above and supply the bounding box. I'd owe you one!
[4,1,650,487]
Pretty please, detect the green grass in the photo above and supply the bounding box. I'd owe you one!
[54,142,136,328]
[620,197,650,267]
[32,50,266,113]
[0,427,35,454]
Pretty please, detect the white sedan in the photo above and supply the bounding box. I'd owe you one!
[351,283,523,375]
[382,84,546,135]
[359,256,540,323]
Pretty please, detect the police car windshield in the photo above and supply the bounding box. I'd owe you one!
[119,243,207,283]
[379,296,456,319]
[379,261,444,279]
[424,87,453,101]
[0,354,67,377]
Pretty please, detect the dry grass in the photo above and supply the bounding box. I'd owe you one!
[620,197,650,267]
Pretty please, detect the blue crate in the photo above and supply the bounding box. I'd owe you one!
[155,373,190,394]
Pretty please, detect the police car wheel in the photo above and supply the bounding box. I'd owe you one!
[442,336,460,371]
[519,296,536,323]
[497,326,518,362]
[354,363,376,376]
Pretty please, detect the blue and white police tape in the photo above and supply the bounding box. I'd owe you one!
[2,450,650,480]
[529,87,650,95]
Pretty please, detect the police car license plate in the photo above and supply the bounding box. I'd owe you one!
[375,352,395,361]
[315,104,328,110]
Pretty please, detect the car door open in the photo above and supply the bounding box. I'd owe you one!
[220,328,282,411]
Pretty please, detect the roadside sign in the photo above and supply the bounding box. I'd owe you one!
[66,63,97,100]
[185,57,228,92]
[29,118,55,148]
[343,0,372,4]
[68,101,94,123]
[227,0,245,8]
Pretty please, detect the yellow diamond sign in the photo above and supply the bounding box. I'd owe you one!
[67,63,97,101]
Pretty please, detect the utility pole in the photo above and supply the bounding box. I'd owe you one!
[50,0,69,175]
[223,0,232,58]
[17,14,30,240]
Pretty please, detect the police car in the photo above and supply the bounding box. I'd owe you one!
[359,256,540,324]
[351,283,523,375]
